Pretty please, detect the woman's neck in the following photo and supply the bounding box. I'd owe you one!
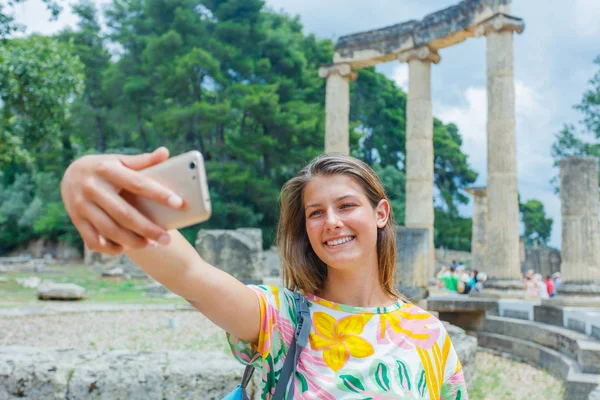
[316,265,397,308]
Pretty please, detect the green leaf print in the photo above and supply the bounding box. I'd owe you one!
[339,374,366,393]
[296,372,309,394]
[441,379,457,400]
[370,362,391,391]
[417,369,427,397]
[395,360,412,392]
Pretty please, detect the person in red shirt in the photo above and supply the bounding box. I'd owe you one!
[546,275,556,297]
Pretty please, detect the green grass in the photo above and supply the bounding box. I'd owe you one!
[0,264,188,306]
[469,367,514,400]
[468,351,565,400]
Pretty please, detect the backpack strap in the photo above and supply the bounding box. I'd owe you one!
[239,292,311,400]
[240,364,254,391]
[272,292,310,400]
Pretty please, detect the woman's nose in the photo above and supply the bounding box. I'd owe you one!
[324,210,343,230]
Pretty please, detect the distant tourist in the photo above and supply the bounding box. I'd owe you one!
[552,272,562,294]
[464,269,479,294]
[524,269,538,299]
[545,275,556,297]
[456,266,470,294]
[474,271,487,292]
[437,266,459,292]
[535,273,549,299]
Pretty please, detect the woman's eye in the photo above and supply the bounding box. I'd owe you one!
[309,210,322,217]
[340,204,355,209]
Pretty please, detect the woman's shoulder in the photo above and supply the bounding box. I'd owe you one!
[246,284,299,314]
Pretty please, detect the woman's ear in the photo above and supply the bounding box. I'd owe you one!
[375,199,390,228]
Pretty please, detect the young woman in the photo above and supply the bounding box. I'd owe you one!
[61,148,469,399]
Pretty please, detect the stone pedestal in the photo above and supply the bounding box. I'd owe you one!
[318,64,357,154]
[467,187,488,270]
[477,15,523,281]
[560,157,600,284]
[398,46,440,278]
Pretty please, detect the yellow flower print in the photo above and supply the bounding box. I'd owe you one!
[309,312,374,372]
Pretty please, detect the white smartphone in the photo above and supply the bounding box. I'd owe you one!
[124,150,212,230]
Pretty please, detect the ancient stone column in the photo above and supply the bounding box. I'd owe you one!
[560,157,600,283]
[475,15,524,280]
[398,46,440,277]
[318,64,357,154]
[466,187,487,270]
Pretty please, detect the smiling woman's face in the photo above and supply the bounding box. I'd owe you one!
[303,174,389,272]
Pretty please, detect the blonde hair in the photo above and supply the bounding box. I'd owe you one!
[276,154,401,299]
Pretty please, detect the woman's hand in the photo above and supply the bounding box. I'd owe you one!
[61,147,184,255]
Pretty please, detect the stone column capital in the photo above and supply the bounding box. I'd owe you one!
[474,13,525,37]
[318,63,357,81]
[398,46,440,65]
[466,186,487,197]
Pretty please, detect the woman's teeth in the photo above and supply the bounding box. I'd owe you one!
[326,236,354,246]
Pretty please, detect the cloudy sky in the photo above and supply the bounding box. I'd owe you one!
[13,0,600,248]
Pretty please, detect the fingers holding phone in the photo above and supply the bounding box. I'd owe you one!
[126,151,211,231]
[61,147,186,254]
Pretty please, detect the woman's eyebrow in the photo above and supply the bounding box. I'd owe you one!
[305,194,358,210]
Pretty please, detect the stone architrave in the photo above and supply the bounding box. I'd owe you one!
[466,187,487,270]
[398,46,440,278]
[560,157,600,284]
[318,64,357,154]
[475,14,524,281]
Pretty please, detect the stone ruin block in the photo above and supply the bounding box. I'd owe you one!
[195,228,265,284]
[36,282,86,301]
[395,226,430,300]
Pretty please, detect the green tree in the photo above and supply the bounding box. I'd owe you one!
[0,35,84,172]
[0,173,35,251]
[433,120,478,215]
[434,209,472,251]
[99,0,331,246]
[374,164,406,225]
[0,0,482,253]
[519,199,553,246]
[350,67,406,167]
[57,0,113,154]
[0,34,84,253]
[552,55,600,184]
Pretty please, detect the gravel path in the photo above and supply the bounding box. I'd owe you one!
[1,310,229,352]
[1,309,565,399]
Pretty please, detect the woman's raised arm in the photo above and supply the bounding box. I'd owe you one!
[61,147,260,343]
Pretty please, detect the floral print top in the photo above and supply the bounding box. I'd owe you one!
[227,285,469,400]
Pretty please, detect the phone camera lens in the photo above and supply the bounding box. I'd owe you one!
[189,162,196,170]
